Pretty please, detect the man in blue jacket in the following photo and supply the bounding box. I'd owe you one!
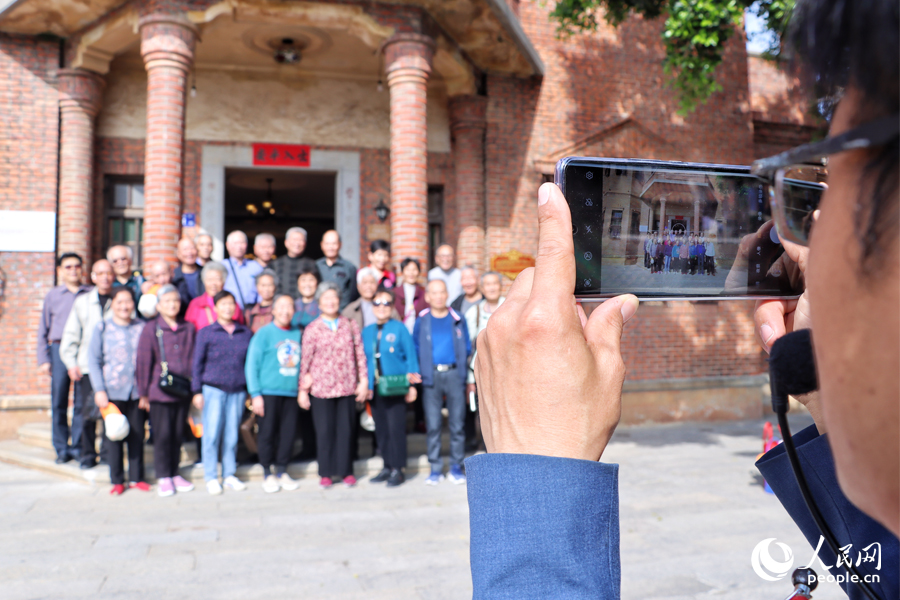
[466,5,900,590]
[414,279,471,486]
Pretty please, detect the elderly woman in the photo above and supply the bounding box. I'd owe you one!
[363,287,420,487]
[343,266,400,331]
[246,295,302,493]
[87,287,147,496]
[135,284,196,498]
[192,291,253,495]
[185,261,245,330]
[299,282,368,488]
[245,268,278,333]
[292,258,321,328]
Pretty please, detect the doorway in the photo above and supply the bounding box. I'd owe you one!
[224,168,335,260]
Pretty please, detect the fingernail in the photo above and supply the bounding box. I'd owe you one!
[538,183,551,206]
[620,295,639,324]
[760,323,775,347]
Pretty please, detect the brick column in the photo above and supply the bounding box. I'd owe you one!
[384,33,434,268]
[659,197,667,236]
[449,95,487,270]
[57,69,104,264]
[693,199,701,235]
[140,14,197,267]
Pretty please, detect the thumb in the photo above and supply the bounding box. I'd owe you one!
[583,295,639,358]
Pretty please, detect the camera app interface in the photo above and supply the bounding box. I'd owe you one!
[564,162,806,298]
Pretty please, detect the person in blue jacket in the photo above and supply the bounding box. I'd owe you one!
[245,295,303,494]
[466,3,899,594]
[362,287,421,487]
[414,279,471,486]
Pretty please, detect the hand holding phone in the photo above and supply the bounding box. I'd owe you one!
[473,182,638,461]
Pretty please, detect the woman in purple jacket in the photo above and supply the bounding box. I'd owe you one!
[135,284,196,498]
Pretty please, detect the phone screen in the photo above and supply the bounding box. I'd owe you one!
[558,159,808,299]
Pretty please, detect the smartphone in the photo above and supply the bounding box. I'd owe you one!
[555,157,813,300]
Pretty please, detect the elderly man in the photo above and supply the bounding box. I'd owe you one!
[38,253,90,464]
[427,244,462,307]
[60,259,115,469]
[253,233,276,269]
[173,237,204,311]
[195,233,214,266]
[449,266,482,316]
[316,229,359,310]
[222,230,263,310]
[272,227,308,299]
[137,261,172,319]
[107,245,143,303]
[342,266,400,330]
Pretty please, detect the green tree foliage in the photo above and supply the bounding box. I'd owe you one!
[548,0,795,113]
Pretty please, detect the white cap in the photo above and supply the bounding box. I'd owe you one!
[104,413,130,442]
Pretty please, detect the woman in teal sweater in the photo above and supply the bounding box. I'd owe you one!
[245,295,302,493]
[362,288,421,487]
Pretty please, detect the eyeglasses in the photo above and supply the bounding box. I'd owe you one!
[751,113,899,246]
[372,299,392,307]
[61,264,82,270]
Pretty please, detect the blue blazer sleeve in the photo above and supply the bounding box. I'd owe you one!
[756,425,898,600]
[466,453,620,599]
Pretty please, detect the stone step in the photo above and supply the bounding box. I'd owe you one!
[0,438,439,487]
[5,421,462,486]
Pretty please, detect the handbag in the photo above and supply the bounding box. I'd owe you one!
[373,326,409,397]
[156,326,193,400]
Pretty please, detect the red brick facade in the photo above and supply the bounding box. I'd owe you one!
[1,1,815,404]
[0,34,59,398]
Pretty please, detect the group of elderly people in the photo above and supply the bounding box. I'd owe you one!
[41,227,506,496]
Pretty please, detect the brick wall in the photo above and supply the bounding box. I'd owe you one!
[483,3,766,382]
[0,34,60,397]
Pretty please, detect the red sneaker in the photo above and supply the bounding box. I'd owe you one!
[130,481,151,492]
[110,484,125,495]
[343,475,357,488]
[319,477,333,489]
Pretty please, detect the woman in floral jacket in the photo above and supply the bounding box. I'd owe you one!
[299,281,368,489]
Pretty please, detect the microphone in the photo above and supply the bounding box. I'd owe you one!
[769,329,818,413]
[767,329,882,600]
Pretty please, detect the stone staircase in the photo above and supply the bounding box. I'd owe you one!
[0,420,445,486]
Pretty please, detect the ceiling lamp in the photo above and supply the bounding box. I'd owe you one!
[245,204,258,214]
[274,38,301,64]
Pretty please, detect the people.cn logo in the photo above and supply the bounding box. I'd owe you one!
[751,538,794,581]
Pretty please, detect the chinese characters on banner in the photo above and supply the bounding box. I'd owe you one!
[252,143,311,167]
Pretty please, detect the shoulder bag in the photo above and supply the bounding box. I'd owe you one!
[374,326,409,397]
[156,325,193,400]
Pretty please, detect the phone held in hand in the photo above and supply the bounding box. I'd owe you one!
[555,157,819,301]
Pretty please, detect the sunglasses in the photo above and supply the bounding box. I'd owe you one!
[61,264,82,270]
[372,299,392,307]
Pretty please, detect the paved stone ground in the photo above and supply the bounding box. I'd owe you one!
[0,414,847,600]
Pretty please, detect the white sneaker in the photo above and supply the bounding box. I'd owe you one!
[278,473,300,491]
[262,475,280,494]
[206,479,223,495]
[223,476,246,492]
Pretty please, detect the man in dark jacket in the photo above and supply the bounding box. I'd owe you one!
[172,237,204,316]
[414,279,470,487]
[317,229,359,310]
[272,227,308,299]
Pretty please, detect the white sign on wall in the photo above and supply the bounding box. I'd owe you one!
[0,211,56,252]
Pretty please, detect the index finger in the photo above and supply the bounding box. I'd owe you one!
[532,183,575,304]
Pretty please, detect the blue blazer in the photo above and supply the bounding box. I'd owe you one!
[361,319,419,392]
[757,425,898,600]
[413,308,471,387]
